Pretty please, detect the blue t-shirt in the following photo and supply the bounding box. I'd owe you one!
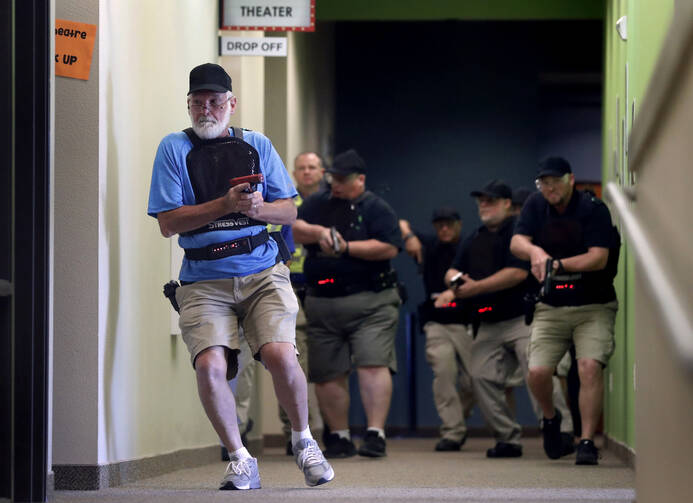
[147,128,297,281]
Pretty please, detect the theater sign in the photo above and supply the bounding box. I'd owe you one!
[221,0,315,31]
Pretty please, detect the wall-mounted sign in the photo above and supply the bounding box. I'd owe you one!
[220,0,314,32]
[55,19,97,80]
[220,36,288,57]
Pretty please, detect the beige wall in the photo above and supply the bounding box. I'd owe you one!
[286,24,336,166]
[53,0,221,466]
[53,0,101,465]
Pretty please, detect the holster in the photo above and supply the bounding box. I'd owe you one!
[523,292,538,326]
[269,230,292,263]
[163,280,180,313]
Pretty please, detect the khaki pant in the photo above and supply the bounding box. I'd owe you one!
[471,316,573,444]
[424,322,475,443]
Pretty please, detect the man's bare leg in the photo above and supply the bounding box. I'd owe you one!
[528,365,556,418]
[577,358,604,440]
[357,366,392,429]
[195,346,243,451]
[260,342,308,431]
[315,375,350,431]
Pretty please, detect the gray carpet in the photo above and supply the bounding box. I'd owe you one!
[53,437,635,502]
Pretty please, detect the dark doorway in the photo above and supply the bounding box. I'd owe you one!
[1,1,51,501]
[333,20,603,431]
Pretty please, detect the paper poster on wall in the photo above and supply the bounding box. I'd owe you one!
[55,19,97,80]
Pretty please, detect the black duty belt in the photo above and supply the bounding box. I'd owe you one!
[184,229,269,261]
[306,269,397,298]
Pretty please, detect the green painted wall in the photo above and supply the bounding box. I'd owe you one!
[317,0,604,21]
[601,0,674,450]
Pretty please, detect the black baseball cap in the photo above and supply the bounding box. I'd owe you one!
[470,179,512,199]
[188,63,232,95]
[537,157,572,178]
[512,187,534,206]
[327,149,367,176]
[432,207,461,223]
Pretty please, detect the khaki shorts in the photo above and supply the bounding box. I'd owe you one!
[175,262,298,379]
[304,288,400,383]
[529,301,618,368]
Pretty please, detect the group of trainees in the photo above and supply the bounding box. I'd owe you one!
[148,63,619,492]
[400,160,619,466]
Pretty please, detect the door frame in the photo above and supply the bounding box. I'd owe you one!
[3,1,51,501]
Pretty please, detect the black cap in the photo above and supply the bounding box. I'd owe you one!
[328,149,367,176]
[432,207,461,223]
[188,63,232,95]
[512,187,534,206]
[470,179,512,199]
[537,157,572,178]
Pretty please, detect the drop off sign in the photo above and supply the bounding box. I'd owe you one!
[220,37,287,57]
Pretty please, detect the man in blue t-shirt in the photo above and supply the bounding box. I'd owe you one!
[147,63,333,490]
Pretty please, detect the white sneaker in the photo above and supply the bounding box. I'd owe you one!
[294,438,335,487]
[219,455,261,490]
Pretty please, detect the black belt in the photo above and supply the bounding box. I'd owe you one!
[306,282,373,298]
[184,229,269,261]
[306,270,398,298]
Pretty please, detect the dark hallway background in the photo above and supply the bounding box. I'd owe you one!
[332,20,603,432]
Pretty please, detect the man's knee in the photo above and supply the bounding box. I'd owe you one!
[260,341,298,371]
[577,358,603,383]
[528,366,554,384]
[195,347,233,382]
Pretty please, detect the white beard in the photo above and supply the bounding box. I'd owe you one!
[190,107,231,139]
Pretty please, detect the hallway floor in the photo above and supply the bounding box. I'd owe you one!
[53,437,635,502]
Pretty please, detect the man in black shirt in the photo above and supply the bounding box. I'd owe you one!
[400,208,475,452]
[511,157,619,465]
[442,180,572,458]
[292,149,402,459]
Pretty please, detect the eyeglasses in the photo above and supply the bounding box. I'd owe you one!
[535,174,569,190]
[325,172,358,185]
[188,97,231,113]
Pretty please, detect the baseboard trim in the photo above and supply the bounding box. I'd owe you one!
[604,433,636,468]
[47,471,54,501]
[262,425,542,448]
[53,444,219,490]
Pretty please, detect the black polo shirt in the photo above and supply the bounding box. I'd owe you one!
[452,216,529,323]
[514,190,619,306]
[298,190,402,288]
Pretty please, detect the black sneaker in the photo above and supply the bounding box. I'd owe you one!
[435,438,462,452]
[561,433,576,456]
[486,442,523,458]
[542,409,563,459]
[358,431,386,457]
[575,439,599,465]
[322,433,356,459]
[285,440,293,456]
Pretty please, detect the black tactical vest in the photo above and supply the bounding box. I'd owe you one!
[181,127,264,236]
[537,201,620,306]
[465,227,526,322]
